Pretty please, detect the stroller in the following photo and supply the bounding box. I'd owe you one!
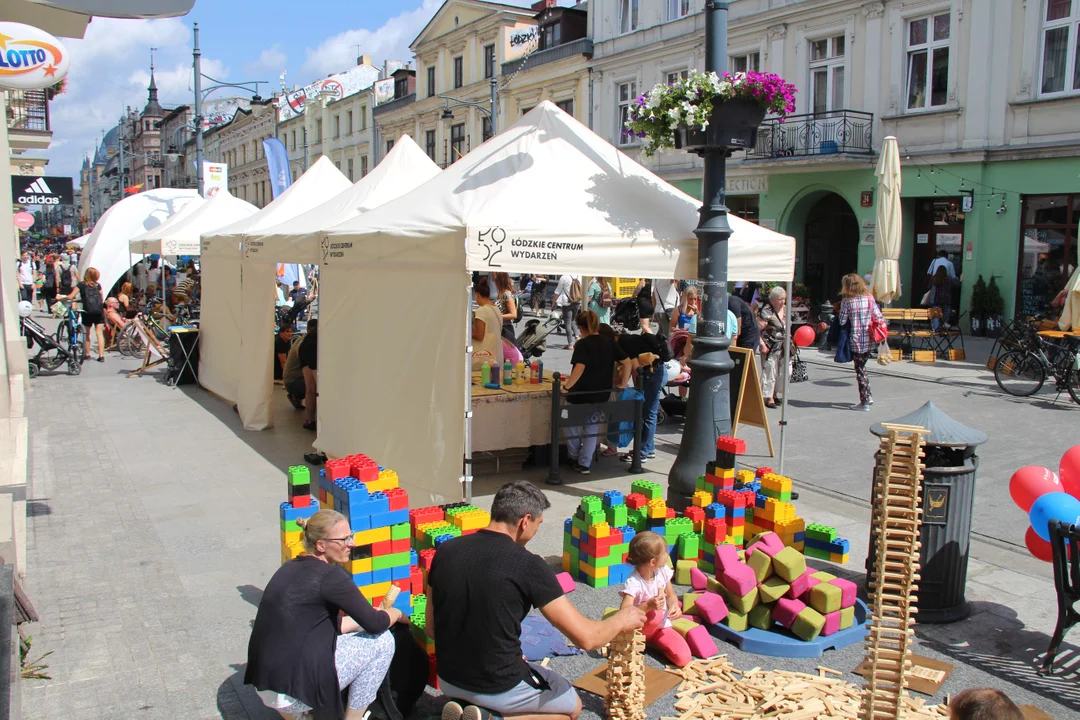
[516,308,563,359]
[18,302,81,377]
[611,298,641,332]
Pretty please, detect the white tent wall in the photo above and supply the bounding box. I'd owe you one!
[236,257,283,430]
[198,240,242,403]
[316,265,468,505]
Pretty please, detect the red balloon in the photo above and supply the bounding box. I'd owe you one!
[793,325,816,348]
[1009,465,1061,513]
[1060,446,1080,499]
[1026,525,1054,562]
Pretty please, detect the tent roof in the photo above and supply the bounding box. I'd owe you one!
[128,194,206,244]
[321,102,795,281]
[244,135,441,263]
[129,191,258,256]
[78,188,201,293]
[203,156,352,243]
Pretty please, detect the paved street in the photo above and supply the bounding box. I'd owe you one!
[18,325,1080,719]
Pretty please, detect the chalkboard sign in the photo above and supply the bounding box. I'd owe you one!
[1020,277,1044,318]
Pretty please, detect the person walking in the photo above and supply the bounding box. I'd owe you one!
[928,265,960,330]
[57,266,107,362]
[757,286,788,408]
[635,279,655,333]
[17,252,35,303]
[530,274,548,315]
[57,253,76,300]
[838,273,884,411]
[492,272,519,342]
[587,276,613,326]
[554,273,582,350]
[40,255,59,314]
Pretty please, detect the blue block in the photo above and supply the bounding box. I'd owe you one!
[703,550,715,565]
[391,564,410,581]
[756,493,768,509]
[371,568,392,584]
[608,563,632,584]
[385,508,409,526]
[570,536,580,548]
[705,503,725,519]
[618,526,636,542]
[280,500,320,521]
[352,571,372,586]
[563,518,573,533]
[368,511,395,529]
[577,570,588,582]
[349,514,372,532]
[603,490,624,508]
[727,507,745,519]
[393,592,412,613]
[793,532,805,544]
[433,534,455,547]
[410,549,418,566]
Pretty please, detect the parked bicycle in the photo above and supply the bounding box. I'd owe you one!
[116,306,169,358]
[994,325,1080,405]
[52,301,84,364]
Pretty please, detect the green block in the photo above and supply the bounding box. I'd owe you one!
[806,523,837,542]
[563,533,574,553]
[445,504,479,518]
[288,465,310,486]
[706,576,722,594]
[615,543,630,557]
[725,609,749,632]
[839,605,855,630]
[629,512,646,532]
[749,603,774,630]
[803,546,833,561]
[594,553,617,568]
[373,554,393,570]
[677,532,700,559]
[747,548,773,583]
[758,576,790,604]
[389,550,411,567]
[682,592,702,615]
[280,518,300,533]
[699,560,716,575]
[571,516,589,534]
[606,504,628,528]
[810,570,837,582]
[718,583,758,614]
[580,496,603,514]
[582,511,605,528]
[809,582,842,614]
[675,559,697,586]
[791,607,826,641]
[772,547,807,582]
[391,522,411,540]
[695,476,708,491]
[591,575,609,589]
[631,480,663,500]
[569,546,580,571]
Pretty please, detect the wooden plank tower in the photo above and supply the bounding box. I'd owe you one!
[861,423,928,720]
[606,629,646,720]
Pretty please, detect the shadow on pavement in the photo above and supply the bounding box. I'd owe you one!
[237,584,263,608]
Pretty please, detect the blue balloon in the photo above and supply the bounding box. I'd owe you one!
[1029,492,1080,542]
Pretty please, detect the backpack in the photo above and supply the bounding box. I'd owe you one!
[600,285,614,308]
[43,266,56,289]
[82,283,104,315]
[640,329,672,364]
[568,278,583,304]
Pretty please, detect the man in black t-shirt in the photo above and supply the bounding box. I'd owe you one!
[428,482,645,720]
[728,294,760,351]
[298,320,318,431]
[273,326,293,381]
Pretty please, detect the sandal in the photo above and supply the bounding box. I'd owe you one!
[601,446,618,457]
[765,399,777,409]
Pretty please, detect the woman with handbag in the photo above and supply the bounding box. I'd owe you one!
[757,286,788,409]
[838,273,886,411]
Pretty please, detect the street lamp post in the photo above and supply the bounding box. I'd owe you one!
[437,75,499,149]
[667,0,734,510]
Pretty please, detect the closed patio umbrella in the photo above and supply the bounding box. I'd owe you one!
[1058,265,1080,331]
[871,136,902,303]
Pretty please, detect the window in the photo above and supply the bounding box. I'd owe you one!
[521,106,534,116]
[454,56,464,88]
[617,81,638,145]
[386,139,394,155]
[335,160,341,169]
[667,0,689,20]
[242,145,247,164]
[541,23,561,50]
[425,129,437,160]
[291,130,296,150]
[360,155,368,177]
[809,35,845,114]
[427,66,436,97]
[906,13,950,110]
[729,52,760,74]
[1040,0,1080,95]
[556,98,574,115]
[666,70,689,85]
[484,44,496,79]
[450,123,465,163]
[359,106,367,131]
[1016,194,1079,315]
[482,116,493,141]
[347,158,354,181]
[395,76,408,98]
[144,120,150,131]
[333,114,340,138]
[619,0,639,34]
[347,111,353,135]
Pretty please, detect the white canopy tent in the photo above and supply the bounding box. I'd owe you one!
[314,102,795,505]
[198,157,351,404]
[68,234,90,249]
[235,135,441,431]
[78,189,201,294]
[128,190,257,257]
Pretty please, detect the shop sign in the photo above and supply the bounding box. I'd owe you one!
[11,175,74,205]
[728,176,768,194]
[860,190,873,207]
[916,233,929,244]
[0,22,71,91]
[202,162,228,197]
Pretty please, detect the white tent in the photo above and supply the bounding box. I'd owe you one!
[68,234,90,248]
[315,102,796,505]
[235,135,441,430]
[78,189,201,294]
[198,157,351,405]
[129,190,257,256]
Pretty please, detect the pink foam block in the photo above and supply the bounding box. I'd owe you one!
[684,624,720,659]
[555,572,576,594]
[690,567,709,591]
[772,597,806,629]
[747,531,785,557]
[715,543,741,571]
[692,591,729,625]
[720,561,757,597]
[786,571,813,600]
[820,610,841,636]
[798,575,822,602]
[829,577,858,608]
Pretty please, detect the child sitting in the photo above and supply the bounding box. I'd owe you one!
[619,531,692,667]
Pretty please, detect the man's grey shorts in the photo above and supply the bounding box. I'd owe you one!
[438,664,579,716]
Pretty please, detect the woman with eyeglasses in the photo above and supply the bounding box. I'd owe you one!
[246,509,407,719]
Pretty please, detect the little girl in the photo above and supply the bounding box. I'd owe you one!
[619,531,692,667]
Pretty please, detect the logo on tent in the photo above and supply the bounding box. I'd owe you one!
[320,236,330,265]
[477,227,506,268]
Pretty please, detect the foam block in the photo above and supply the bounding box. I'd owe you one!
[791,607,826,641]
[555,572,576,594]
[830,577,858,608]
[690,566,708,591]
[749,603,774,630]
[821,610,841,636]
[747,548,773,583]
[725,609,749,632]
[839,605,855,630]
[786,571,813,600]
[706,576,723,594]
[720,561,757,597]
[717,583,757,615]
[684,624,719,658]
[715,543,741,570]
[747,531,785,557]
[681,593,702,616]
[758,576,791,604]
[692,592,729,625]
[809,582,842,614]
[675,559,697,586]
[772,597,806,628]
[811,570,837,582]
[771,547,807,582]
[671,617,699,637]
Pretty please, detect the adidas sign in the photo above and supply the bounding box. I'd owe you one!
[16,177,59,205]
[11,175,72,206]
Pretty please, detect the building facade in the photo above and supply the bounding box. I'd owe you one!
[218,98,276,207]
[159,105,195,190]
[589,0,1080,317]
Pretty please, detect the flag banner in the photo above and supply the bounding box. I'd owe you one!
[263,137,293,199]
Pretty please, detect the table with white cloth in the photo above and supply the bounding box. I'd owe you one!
[470,374,554,467]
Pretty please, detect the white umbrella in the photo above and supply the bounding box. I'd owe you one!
[871,136,902,303]
[1058,265,1080,332]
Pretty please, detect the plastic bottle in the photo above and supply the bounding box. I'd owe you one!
[480,361,490,386]
[537,358,544,383]
[530,360,540,384]
[490,361,500,386]
[503,358,512,385]
[516,361,526,384]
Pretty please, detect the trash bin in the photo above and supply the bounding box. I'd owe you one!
[866,401,988,623]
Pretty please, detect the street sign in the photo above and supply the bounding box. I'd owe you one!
[0,22,71,91]
[11,175,74,205]
[13,212,34,229]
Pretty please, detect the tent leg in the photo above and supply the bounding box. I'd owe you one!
[779,281,791,475]
[128,250,133,288]
[462,273,473,504]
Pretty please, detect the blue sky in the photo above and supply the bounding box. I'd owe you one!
[46,0,457,182]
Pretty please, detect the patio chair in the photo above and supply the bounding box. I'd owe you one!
[1041,520,1080,675]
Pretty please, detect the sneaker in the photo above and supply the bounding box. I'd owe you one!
[868,396,874,405]
[574,462,591,475]
[302,421,317,431]
[96,356,105,363]
[442,701,465,720]
[643,450,656,459]
[850,403,871,412]
[619,453,634,463]
[463,706,500,720]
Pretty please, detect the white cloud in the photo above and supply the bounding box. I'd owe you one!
[299,0,442,78]
[245,45,287,77]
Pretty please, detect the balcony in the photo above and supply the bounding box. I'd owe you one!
[501,38,593,75]
[746,110,873,161]
[6,89,51,151]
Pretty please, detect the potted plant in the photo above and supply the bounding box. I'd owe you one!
[969,275,988,337]
[985,276,1005,338]
[625,70,797,156]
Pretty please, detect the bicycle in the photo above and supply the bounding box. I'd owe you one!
[117,305,169,358]
[994,326,1080,405]
[52,302,85,364]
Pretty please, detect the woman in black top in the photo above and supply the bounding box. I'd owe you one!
[246,509,404,718]
[635,279,655,333]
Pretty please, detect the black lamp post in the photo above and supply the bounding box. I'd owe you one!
[667,0,735,510]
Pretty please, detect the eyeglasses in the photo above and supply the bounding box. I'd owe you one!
[323,536,355,546]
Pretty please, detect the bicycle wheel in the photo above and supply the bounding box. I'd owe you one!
[994,350,1046,397]
[117,323,137,356]
[1066,367,1080,406]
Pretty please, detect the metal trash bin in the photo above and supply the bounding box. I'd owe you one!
[867,401,988,623]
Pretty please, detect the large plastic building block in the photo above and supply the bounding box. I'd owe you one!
[715,436,746,455]
[771,547,807,582]
[791,607,826,641]
[771,597,806,629]
[631,480,664,500]
[624,492,648,510]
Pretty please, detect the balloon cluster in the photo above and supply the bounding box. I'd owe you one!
[1009,446,1080,562]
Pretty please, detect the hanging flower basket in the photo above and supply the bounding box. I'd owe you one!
[626,70,797,156]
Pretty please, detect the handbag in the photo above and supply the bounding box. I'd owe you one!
[920,288,934,307]
[790,359,809,383]
[867,298,888,344]
[877,341,894,366]
[834,321,853,363]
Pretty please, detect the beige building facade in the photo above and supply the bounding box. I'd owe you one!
[218,99,276,208]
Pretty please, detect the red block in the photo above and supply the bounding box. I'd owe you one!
[418,549,436,570]
[684,506,705,530]
[392,578,410,593]
[410,566,424,595]
[716,436,746,454]
[348,454,379,483]
[385,488,409,512]
[580,535,616,557]
[754,516,775,531]
[372,540,392,556]
[625,493,648,510]
[410,506,444,528]
[704,518,727,545]
[325,461,351,481]
[755,466,773,478]
[666,507,677,519]
[291,494,311,509]
[391,538,410,554]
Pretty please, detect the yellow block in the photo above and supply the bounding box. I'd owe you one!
[562,552,573,573]
[354,525,392,546]
[281,530,301,548]
[359,581,393,601]
[580,562,608,579]
[692,490,713,508]
[324,495,335,510]
[571,525,581,539]
[414,521,452,541]
[345,557,372,575]
[588,521,610,539]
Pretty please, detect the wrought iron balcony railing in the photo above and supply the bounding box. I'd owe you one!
[6,89,50,132]
[746,109,872,160]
